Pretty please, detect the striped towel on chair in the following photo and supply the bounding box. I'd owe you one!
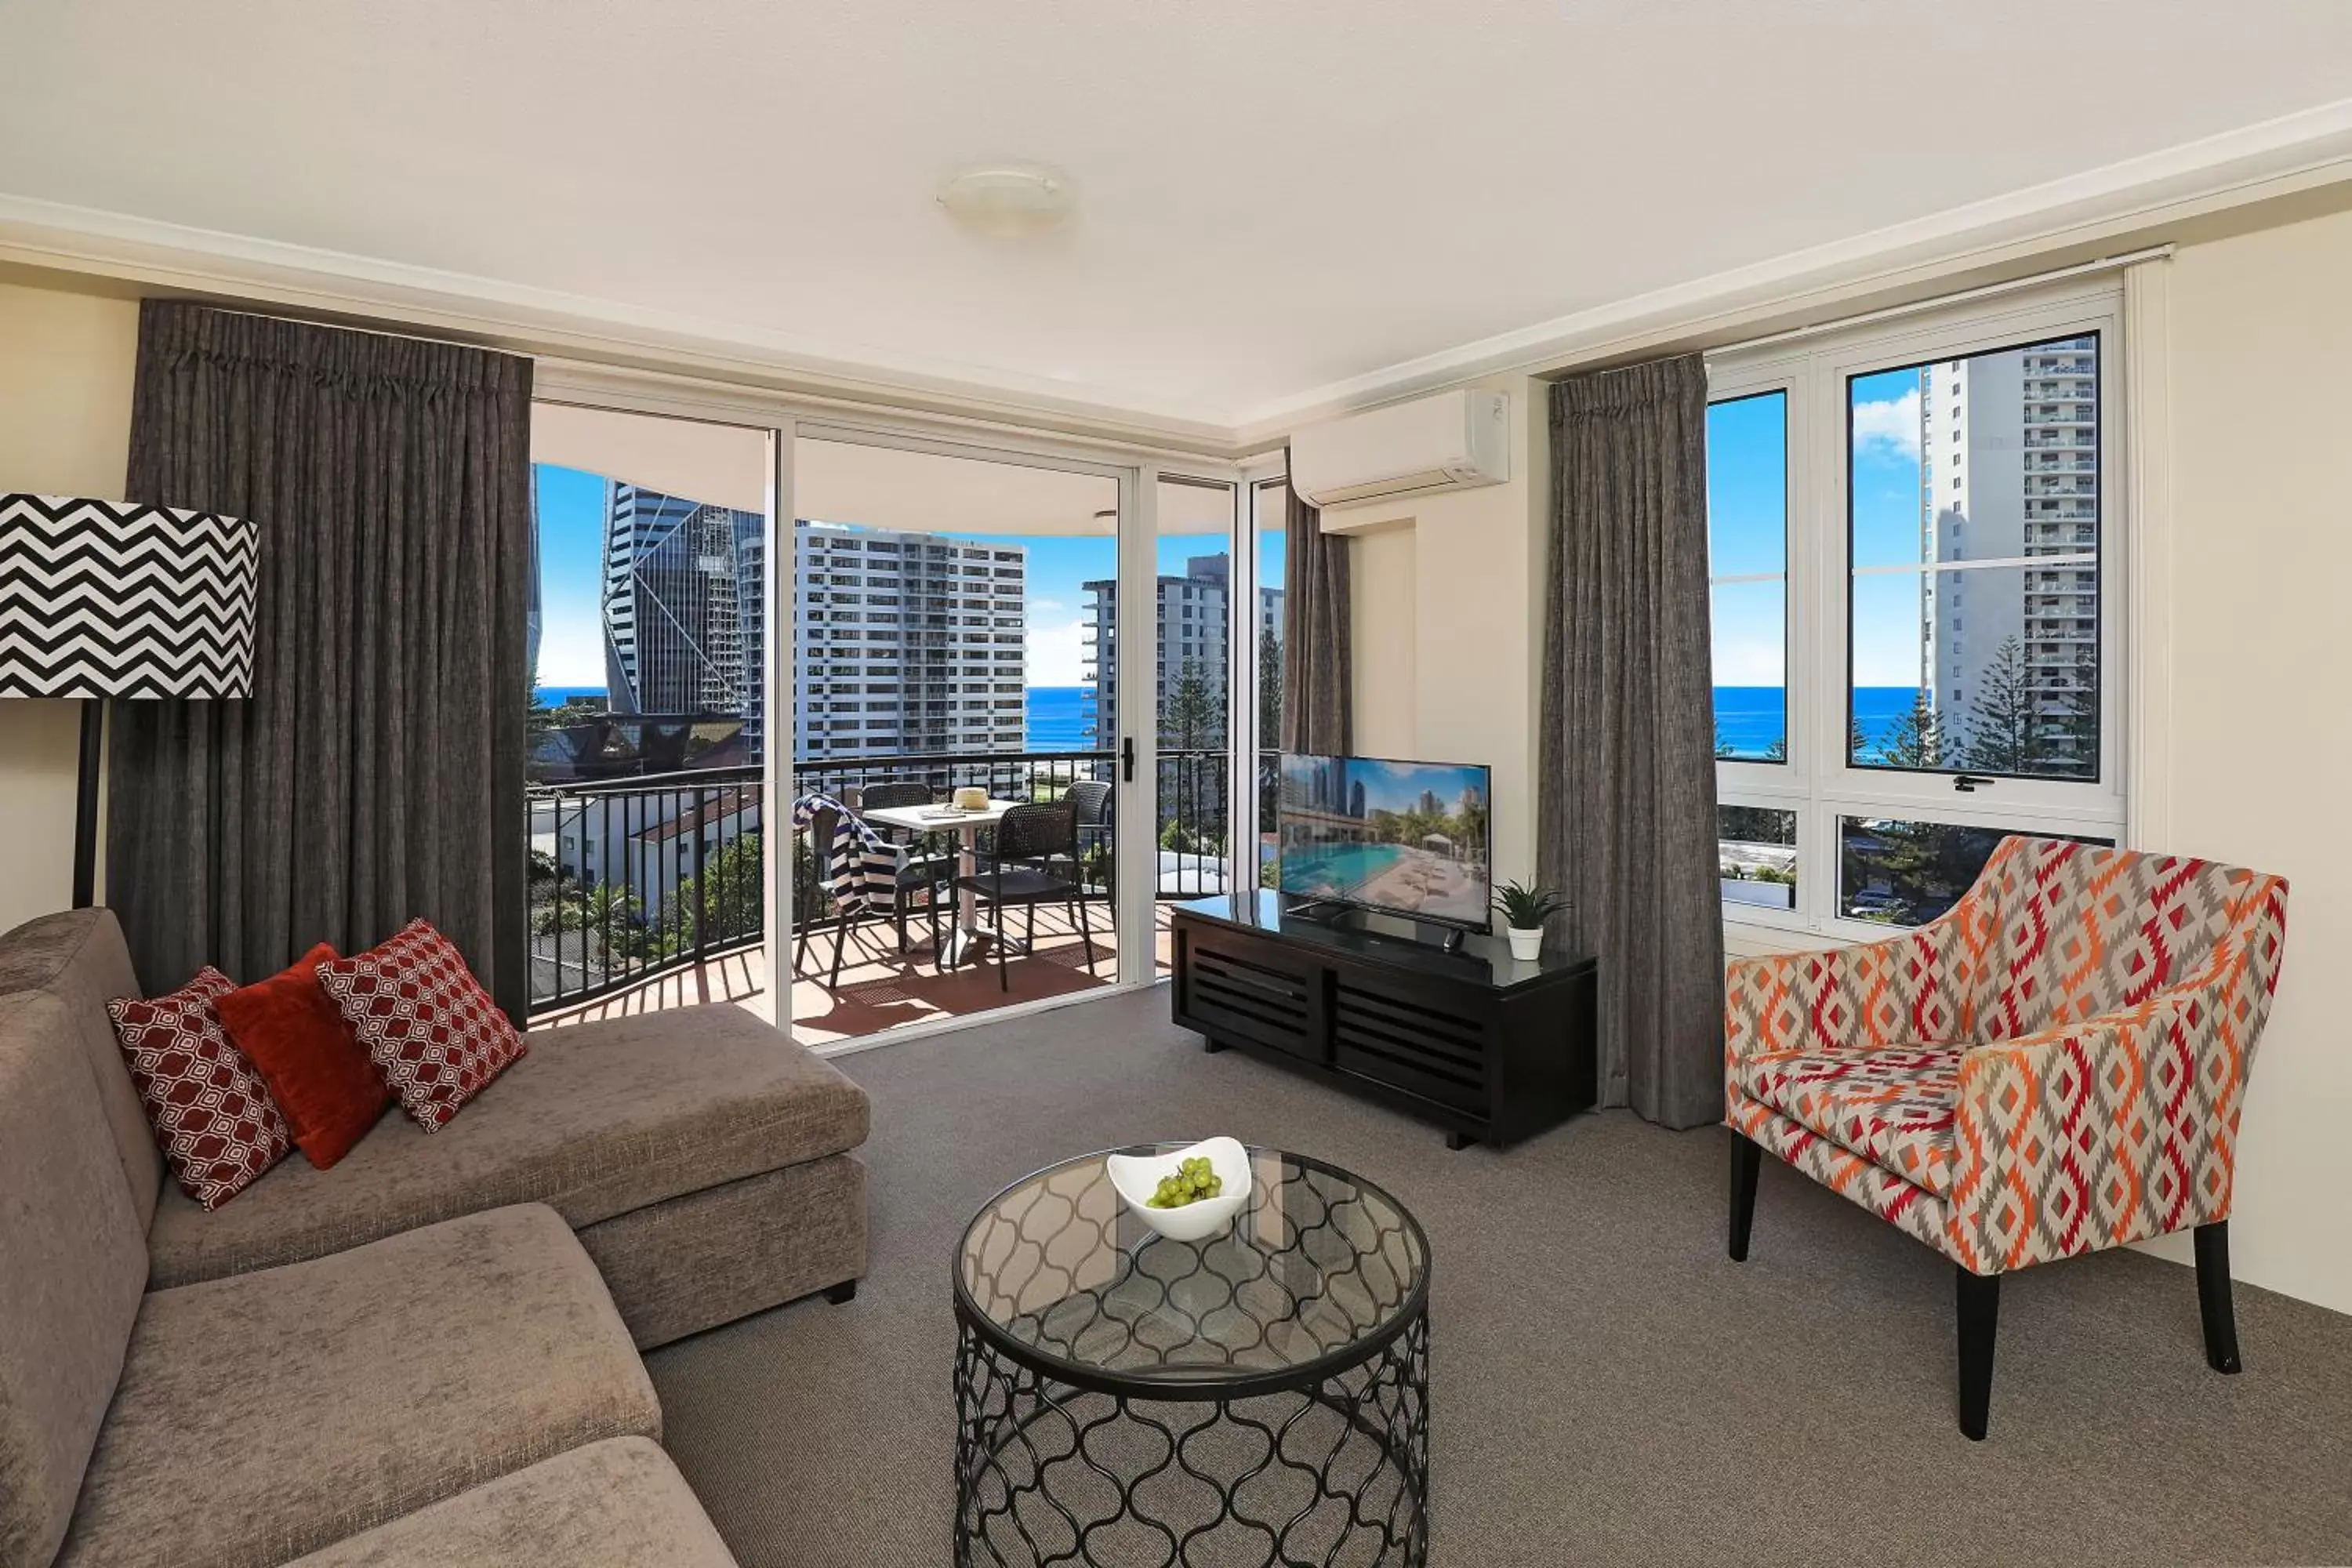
[793,793,902,916]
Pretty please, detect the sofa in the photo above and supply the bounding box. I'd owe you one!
[0,908,872,1568]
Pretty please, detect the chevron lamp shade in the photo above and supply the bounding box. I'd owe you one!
[0,494,260,699]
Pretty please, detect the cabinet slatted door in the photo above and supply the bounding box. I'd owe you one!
[1176,928,1323,1061]
[1331,975,1490,1114]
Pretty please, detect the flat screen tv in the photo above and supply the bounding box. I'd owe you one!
[1277,753,1493,932]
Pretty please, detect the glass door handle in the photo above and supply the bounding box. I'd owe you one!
[1122,736,1135,782]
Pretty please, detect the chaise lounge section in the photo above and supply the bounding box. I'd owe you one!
[0,906,870,1567]
[1,908,868,1348]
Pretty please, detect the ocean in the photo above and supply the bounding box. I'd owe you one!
[1718,685,1920,760]
[544,681,1915,760]
[1025,686,1096,751]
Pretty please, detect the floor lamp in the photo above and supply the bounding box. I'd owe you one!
[0,495,260,908]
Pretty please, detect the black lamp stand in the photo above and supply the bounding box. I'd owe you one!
[72,697,103,909]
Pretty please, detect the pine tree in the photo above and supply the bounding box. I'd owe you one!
[2050,648,2100,779]
[1258,635,1283,757]
[1880,693,1945,770]
[1161,657,1224,750]
[1960,636,2040,774]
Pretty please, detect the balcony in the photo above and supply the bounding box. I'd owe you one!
[526,748,1251,1044]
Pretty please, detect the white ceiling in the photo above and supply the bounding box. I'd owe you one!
[4,1,2351,431]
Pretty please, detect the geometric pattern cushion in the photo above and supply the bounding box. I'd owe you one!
[1733,1046,1962,1197]
[1726,836,2291,1276]
[317,920,525,1132]
[106,966,292,1210]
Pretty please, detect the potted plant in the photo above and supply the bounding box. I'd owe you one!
[1492,878,1566,961]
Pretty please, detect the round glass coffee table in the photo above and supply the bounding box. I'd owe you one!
[953,1145,1431,1567]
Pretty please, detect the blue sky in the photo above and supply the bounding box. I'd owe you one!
[534,464,612,688]
[1705,368,1927,693]
[531,463,1286,691]
[1348,759,1486,816]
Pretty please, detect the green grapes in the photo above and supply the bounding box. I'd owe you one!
[1145,1156,1225,1209]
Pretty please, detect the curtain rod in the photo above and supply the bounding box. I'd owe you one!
[1709,243,2174,357]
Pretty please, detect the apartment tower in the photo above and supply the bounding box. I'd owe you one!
[600,484,767,757]
[1917,335,2100,771]
[1083,552,1283,750]
[793,521,1026,760]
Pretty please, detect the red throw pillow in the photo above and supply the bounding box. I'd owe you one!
[216,942,391,1169]
[316,919,525,1131]
[107,967,292,1210]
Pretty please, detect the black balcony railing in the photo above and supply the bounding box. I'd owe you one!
[527,764,766,1017]
[524,746,1265,1017]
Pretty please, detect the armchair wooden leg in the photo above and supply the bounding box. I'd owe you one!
[2195,1220,2242,1374]
[1728,1133,1762,1262]
[1956,1267,2001,1441]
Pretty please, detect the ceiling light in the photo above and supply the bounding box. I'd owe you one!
[936,164,1076,239]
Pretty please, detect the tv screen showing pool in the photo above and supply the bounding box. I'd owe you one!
[1277,754,1493,931]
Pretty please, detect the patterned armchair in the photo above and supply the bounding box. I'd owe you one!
[1724,836,2289,1439]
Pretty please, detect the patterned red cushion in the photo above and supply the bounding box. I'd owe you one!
[107,967,292,1210]
[317,919,525,1131]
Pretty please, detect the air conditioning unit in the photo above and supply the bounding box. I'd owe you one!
[1290,389,1510,512]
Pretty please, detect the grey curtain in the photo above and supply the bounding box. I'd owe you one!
[1278,464,1351,754]
[1540,357,1724,1128]
[111,302,534,1021]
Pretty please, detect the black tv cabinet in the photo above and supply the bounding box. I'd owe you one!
[1170,892,1599,1149]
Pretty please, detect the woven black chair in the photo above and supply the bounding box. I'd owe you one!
[793,800,943,989]
[957,800,1094,991]
[1063,779,1115,935]
[854,781,957,959]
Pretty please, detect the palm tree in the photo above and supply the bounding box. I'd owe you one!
[532,883,643,945]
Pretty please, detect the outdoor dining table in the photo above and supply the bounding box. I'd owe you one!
[858,797,1022,969]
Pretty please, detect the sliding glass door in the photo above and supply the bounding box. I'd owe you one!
[523,383,1276,1049]
[523,403,775,1024]
[1146,474,1241,975]
[784,428,1136,1044]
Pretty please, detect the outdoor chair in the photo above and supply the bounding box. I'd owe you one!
[1724,835,2290,1439]
[793,798,944,989]
[958,800,1094,990]
[854,780,959,960]
[1065,778,1115,935]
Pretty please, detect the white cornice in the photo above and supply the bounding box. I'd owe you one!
[5,93,2352,456]
[1226,96,2352,445]
[0,196,1239,451]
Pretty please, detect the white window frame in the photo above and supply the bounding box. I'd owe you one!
[1708,278,2129,946]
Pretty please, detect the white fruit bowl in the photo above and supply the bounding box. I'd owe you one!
[1105,1137,1252,1243]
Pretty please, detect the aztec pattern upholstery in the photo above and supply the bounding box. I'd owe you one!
[1726,837,2289,1275]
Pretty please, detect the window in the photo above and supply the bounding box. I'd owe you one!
[1708,286,2124,937]
[1704,391,1788,764]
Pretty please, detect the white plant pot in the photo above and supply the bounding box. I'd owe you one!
[1506,926,1544,961]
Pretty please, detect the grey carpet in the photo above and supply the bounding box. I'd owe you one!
[647,989,2352,1566]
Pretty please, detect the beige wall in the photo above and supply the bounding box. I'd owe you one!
[0,279,138,932]
[5,206,2350,1312]
[2148,207,2352,1312]
[1335,239,2352,1316]
[1336,373,1548,890]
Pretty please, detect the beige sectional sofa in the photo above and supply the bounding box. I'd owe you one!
[0,909,871,1568]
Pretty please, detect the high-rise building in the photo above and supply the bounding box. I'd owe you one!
[600,485,766,760]
[1917,336,2099,771]
[792,521,1026,760]
[1083,553,1282,749]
